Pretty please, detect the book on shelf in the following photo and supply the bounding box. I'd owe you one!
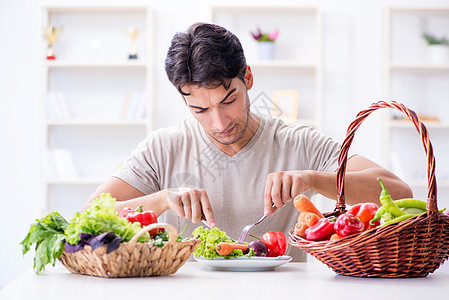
[45,91,71,120]
[47,148,79,180]
[120,91,146,119]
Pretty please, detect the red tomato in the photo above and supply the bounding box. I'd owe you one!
[348,202,380,230]
[261,231,287,257]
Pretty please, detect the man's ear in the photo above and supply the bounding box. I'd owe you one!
[244,66,254,90]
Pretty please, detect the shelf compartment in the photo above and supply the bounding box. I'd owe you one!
[46,184,99,219]
[47,126,146,179]
[212,6,319,62]
[46,67,147,120]
[43,6,149,61]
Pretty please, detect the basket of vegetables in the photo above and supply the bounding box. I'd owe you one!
[288,101,449,278]
[21,193,201,278]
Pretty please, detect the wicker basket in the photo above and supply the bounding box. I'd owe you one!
[59,223,201,278]
[289,101,449,278]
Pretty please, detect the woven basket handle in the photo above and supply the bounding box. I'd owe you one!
[130,223,179,245]
[335,100,438,215]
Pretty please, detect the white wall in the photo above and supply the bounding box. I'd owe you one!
[1,0,448,287]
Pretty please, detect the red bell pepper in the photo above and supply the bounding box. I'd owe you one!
[348,202,380,230]
[305,218,335,241]
[261,231,287,257]
[334,213,364,237]
[119,205,161,237]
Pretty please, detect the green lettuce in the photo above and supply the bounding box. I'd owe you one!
[21,193,152,274]
[192,226,254,259]
[21,212,68,274]
[64,193,150,244]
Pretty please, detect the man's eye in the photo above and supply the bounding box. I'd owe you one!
[195,109,206,114]
[224,98,236,105]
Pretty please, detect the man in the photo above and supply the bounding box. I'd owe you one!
[83,23,412,261]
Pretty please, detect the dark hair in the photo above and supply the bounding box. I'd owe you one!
[165,23,247,95]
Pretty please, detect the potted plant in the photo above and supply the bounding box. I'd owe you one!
[421,32,449,63]
[251,28,279,60]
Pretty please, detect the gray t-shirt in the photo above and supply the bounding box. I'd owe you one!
[113,116,340,261]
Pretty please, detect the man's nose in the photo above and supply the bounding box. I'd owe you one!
[212,108,230,131]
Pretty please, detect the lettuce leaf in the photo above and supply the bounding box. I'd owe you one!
[64,193,150,245]
[20,212,68,274]
[192,226,253,259]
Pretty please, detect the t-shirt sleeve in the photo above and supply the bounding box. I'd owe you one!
[301,127,341,172]
[112,136,161,195]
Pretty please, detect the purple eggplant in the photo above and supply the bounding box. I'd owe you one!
[248,240,268,257]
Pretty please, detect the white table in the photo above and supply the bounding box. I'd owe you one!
[1,261,449,300]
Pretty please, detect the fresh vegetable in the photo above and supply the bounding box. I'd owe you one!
[293,194,324,218]
[330,233,341,241]
[21,194,152,274]
[248,240,268,257]
[348,202,379,230]
[370,198,428,225]
[294,222,309,238]
[65,193,150,245]
[216,242,249,256]
[261,231,287,257]
[381,214,417,227]
[334,213,365,237]
[401,207,426,215]
[305,218,335,241]
[21,212,68,274]
[64,232,121,254]
[192,226,253,259]
[119,205,161,237]
[377,178,405,218]
[303,212,321,227]
[21,193,186,274]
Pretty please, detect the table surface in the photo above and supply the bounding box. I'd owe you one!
[1,261,449,300]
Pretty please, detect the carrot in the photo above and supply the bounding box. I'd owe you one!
[215,242,248,256]
[297,213,306,223]
[303,212,321,227]
[330,233,341,241]
[293,194,324,218]
[294,222,309,238]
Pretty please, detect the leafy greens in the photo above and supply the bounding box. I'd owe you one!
[192,226,254,259]
[64,193,150,245]
[21,212,68,274]
[21,193,151,274]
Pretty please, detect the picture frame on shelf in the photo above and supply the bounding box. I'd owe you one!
[271,90,299,123]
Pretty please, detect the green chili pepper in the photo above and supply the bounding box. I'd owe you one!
[380,214,416,227]
[377,178,405,217]
[370,198,426,225]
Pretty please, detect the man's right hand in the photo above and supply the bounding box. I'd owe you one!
[84,177,216,227]
[165,187,216,228]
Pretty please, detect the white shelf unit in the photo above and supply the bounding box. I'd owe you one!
[38,4,154,219]
[382,7,449,207]
[211,5,323,129]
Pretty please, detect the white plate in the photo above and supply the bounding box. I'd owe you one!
[193,255,292,271]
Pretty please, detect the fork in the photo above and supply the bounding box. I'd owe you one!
[237,203,276,243]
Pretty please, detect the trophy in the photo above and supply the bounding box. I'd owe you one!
[127,26,138,59]
[44,26,60,60]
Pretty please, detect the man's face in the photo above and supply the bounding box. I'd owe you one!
[183,78,251,146]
